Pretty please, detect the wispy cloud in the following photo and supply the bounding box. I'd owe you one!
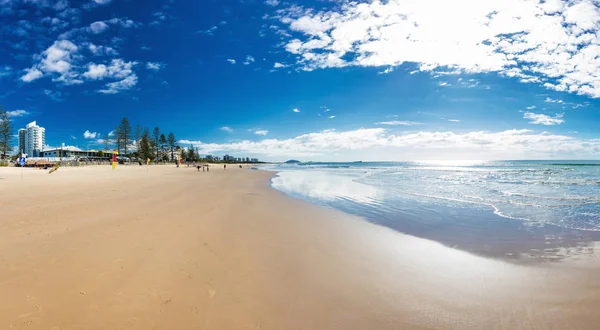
[376,121,422,126]
[226,59,236,64]
[328,115,336,119]
[273,62,287,68]
[0,66,12,78]
[254,130,268,136]
[292,108,300,113]
[146,62,165,71]
[7,109,29,117]
[196,26,218,35]
[221,126,233,132]
[265,0,280,6]
[545,97,564,104]
[524,112,564,125]
[243,55,255,65]
[526,105,536,110]
[448,119,460,123]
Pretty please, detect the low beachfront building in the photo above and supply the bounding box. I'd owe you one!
[40,146,112,160]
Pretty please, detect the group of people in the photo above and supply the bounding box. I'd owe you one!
[192,162,211,172]
[186,162,243,172]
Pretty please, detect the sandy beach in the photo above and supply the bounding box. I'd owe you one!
[1,165,599,330]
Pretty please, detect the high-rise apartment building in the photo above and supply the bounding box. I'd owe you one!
[18,121,45,157]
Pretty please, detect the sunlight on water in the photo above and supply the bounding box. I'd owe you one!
[414,160,491,167]
[271,170,382,205]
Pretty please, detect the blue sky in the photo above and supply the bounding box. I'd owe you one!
[1,0,600,161]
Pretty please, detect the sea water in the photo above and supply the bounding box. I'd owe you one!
[268,161,600,258]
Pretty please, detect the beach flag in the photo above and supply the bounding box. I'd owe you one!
[112,150,118,170]
[147,158,150,165]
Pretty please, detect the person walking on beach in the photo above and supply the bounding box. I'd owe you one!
[224,164,227,170]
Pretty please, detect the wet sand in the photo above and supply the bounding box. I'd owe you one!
[0,165,599,329]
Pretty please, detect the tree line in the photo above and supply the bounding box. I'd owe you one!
[0,109,236,163]
[106,117,181,162]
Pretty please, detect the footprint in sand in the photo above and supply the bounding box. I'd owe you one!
[208,289,217,299]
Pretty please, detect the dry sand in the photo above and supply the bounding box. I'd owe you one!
[0,165,599,329]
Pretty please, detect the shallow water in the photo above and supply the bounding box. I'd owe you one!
[268,160,600,260]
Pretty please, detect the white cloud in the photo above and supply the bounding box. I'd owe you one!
[106,18,137,28]
[82,59,138,93]
[221,126,233,133]
[448,119,461,123]
[21,40,81,85]
[89,21,109,34]
[243,55,255,65]
[108,130,115,137]
[83,63,107,79]
[376,121,422,126]
[292,108,300,113]
[6,110,29,117]
[523,112,565,125]
[254,130,269,136]
[20,68,43,82]
[83,130,98,139]
[226,59,236,64]
[179,128,600,160]
[265,0,279,6]
[273,62,287,68]
[94,0,112,4]
[97,75,138,94]
[146,62,165,71]
[328,115,336,119]
[87,43,118,56]
[276,0,600,98]
[83,58,137,85]
[526,105,537,110]
[439,82,449,87]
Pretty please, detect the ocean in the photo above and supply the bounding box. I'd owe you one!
[266,160,600,260]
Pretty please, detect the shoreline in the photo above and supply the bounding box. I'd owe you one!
[1,166,599,329]
[268,168,600,263]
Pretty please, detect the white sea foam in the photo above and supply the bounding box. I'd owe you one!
[269,161,600,231]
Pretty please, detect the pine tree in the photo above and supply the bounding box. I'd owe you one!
[187,145,195,161]
[0,105,14,159]
[152,127,160,160]
[159,133,167,160]
[140,128,152,161]
[167,132,176,160]
[117,117,132,155]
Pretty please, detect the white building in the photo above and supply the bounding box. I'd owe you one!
[18,121,46,157]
